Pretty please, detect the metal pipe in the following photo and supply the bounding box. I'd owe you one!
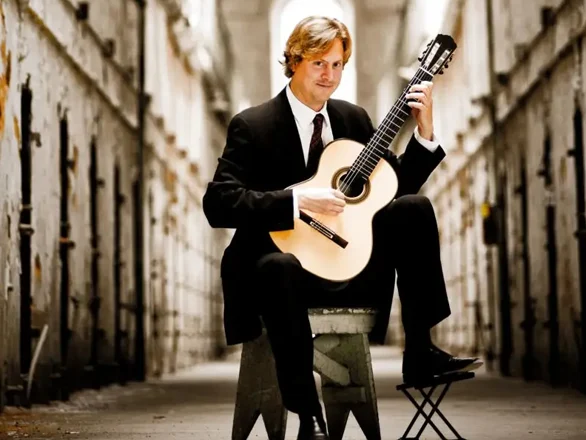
[518,158,536,381]
[570,41,586,394]
[133,0,147,381]
[59,115,71,367]
[89,137,100,380]
[19,80,33,375]
[114,165,123,380]
[26,324,49,401]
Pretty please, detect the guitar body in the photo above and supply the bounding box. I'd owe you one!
[269,138,398,281]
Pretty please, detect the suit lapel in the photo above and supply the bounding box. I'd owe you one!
[327,100,348,140]
[274,88,307,177]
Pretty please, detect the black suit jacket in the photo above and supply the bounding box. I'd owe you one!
[203,87,446,346]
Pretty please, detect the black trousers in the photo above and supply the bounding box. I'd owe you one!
[255,195,451,415]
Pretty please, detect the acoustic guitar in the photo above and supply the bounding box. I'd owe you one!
[269,34,457,281]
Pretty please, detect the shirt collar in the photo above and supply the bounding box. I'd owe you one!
[286,83,330,129]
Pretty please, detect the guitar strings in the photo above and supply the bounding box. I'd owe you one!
[339,68,428,193]
[343,68,432,193]
[338,68,430,194]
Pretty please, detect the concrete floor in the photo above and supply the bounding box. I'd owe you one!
[1,346,586,439]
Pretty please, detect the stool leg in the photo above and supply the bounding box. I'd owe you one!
[399,382,467,440]
[322,401,351,440]
[400,386,447,440]
[232,334,287,440]
[260,384,288,440]
[317,334,381,440]
[416,385,464,439]
[232,339,262,440]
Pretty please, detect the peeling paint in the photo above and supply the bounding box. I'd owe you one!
[34,254,42,282]
[3,260,10,300]
[0,0,7,139]
[4,48,9,86]
[71,145,78,174]
[0,72,7,138]
[13,115,19,143]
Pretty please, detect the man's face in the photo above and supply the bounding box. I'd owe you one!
[290,38,344,110]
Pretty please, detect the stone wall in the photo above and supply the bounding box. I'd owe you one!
[0,0,233,410]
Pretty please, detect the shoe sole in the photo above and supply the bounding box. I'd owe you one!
[402,360,484,385]
[443,359,484,375]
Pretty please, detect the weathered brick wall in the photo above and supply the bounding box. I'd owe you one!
[0,0,232,410]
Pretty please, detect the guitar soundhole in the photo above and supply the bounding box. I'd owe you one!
[332,168,370,203]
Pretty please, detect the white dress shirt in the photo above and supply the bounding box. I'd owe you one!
[285,84,440,218]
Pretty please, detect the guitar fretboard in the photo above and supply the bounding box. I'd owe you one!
[348,68,434,181]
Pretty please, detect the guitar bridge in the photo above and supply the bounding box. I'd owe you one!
[299,211,348,249]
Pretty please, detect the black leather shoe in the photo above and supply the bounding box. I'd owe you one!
[429,344,483,375]
[297,412,329,440]
[402,344,482,386]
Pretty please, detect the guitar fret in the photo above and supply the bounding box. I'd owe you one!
[362,156,377,167]
[369,143,388,154]
[354,154,378,171]
[389,120,402,130]
[379,131,394,143]
[358,168,370,179]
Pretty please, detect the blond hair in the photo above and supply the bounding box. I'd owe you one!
[280,16,352,78]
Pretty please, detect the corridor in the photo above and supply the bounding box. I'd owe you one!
[1,346,586,439]
[2,0,586,438]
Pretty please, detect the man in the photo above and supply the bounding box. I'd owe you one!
[203,16,480,440]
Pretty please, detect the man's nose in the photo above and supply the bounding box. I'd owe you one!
[322,66,334,81]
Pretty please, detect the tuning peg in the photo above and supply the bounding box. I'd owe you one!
[418,56,422,62]
[439,69,444,75]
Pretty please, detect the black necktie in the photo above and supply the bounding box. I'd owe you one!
[306,114,324,176]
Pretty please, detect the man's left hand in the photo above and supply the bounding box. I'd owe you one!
[406,81,434,141]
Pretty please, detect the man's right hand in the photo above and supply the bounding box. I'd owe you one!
[296,187,346,216]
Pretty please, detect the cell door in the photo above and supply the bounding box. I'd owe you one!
[497,162,513,376]
[570,107,586,393]
[538,132,561,386]
[517,156,537,380]
[19,83,33,375]
[59,116,71,367]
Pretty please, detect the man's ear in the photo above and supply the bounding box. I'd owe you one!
[291,57,303,74]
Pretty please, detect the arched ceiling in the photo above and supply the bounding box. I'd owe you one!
[220,0,409,118]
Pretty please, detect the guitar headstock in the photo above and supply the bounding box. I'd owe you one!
[417,34,457,75]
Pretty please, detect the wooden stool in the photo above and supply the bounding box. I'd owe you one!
[231,307,380,440]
